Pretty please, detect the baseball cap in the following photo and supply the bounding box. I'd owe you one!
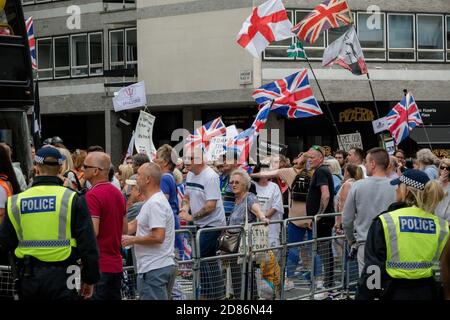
[35,147,66,166]
[390,169,430,190]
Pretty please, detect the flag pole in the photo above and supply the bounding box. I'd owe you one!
[403,89,433,151]
[366,73,381,119]
[304,56,341,136]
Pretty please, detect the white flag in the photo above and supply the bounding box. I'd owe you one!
[113,81,147,112]
[237,0,294,58]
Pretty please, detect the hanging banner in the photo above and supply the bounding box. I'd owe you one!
[372,117,389,134]
[134,111,156,159]
[337,132,363,152]
[113,81,147,112]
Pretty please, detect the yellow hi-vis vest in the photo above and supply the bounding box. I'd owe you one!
[7,185,77,262]
[379,206,449,279]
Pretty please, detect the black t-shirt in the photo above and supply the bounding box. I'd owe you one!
[306,164,334,216]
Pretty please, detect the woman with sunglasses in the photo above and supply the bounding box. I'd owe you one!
[436,158,450,223]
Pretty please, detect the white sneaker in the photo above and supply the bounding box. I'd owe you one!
[313,292,329,300]
[284,279,295,291]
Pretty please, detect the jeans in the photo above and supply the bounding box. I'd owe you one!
[137,265,176,300]
[286,223,321,279]
[198,228,225,299]
[92,272,122,300]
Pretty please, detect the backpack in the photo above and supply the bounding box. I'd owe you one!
[290,170,311,202]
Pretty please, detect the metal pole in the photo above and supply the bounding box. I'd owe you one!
[366,73,381,119]
[305,57,341,136]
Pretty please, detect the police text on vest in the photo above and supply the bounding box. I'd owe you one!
[21,196,57,214]
[399,216,436,234]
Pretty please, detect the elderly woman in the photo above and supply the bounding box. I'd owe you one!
[416,148,439,180]
[227,169,269,299]
[325,158,343,195]
[436,158,450,222]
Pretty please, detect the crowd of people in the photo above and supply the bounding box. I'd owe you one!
[0,135,449,300]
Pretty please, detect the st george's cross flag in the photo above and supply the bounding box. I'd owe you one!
[322,26,368,75]
[237,0,294,58]
[292,0,352,44]
[386,93,423,145]
[252,68,323,119]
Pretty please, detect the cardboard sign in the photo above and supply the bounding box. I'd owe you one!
[205,126,240,161]
[372,117,389,134]
[337,133,363,152]
[134,111,156,158]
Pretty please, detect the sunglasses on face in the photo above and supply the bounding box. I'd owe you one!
[441,166,449,171]
[82,163,104,171]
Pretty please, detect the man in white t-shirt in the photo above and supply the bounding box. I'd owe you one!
[122,163,176,300]
[179,147,226,299]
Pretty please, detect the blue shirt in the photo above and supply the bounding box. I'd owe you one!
[161,173,179,216]
[220,174,235,218]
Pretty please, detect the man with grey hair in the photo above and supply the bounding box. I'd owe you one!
[122,163,176,300]
[416,148,439,180]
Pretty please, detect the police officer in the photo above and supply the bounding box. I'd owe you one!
[358,169,449,300]
[0,147,100,300]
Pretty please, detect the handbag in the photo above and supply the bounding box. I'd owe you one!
[218,228,242,254]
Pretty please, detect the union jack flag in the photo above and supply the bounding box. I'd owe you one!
[185,117,226,152]
[25,17,37,70]
[386,93,423,145]
[292,0,352,44]
[252,68,323,119]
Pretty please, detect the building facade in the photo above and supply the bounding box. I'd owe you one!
[29,0,450,163]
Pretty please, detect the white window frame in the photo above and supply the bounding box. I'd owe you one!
[88,32,104,76]
[446,15,450,62]
[263,9,295,61]
[53,36,70,79]
[36,37,53,80]
[416,14,445,62]
[387,13,416,62]
[109,29,125,69]
[125,27,137,67]
[70,33,89,78]
[357,11,386,61]
[293,9,326,61]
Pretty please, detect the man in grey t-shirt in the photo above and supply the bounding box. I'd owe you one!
[343,148,396,275]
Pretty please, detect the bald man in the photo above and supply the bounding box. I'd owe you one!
[83,151,127,300]
[122,163,176,300]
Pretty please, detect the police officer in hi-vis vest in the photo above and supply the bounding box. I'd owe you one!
[358,169,449,300]
[0,147,100,300]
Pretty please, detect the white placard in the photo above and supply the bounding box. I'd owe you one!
[372,117,389,134]
[337,133,363,152]
[134,111,156,158]
[384,139,396,155]
[113,81,147,112]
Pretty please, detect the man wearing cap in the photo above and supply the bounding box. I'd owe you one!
[358,169,449,300]
[0,147,100,300]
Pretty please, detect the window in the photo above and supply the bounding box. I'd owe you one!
[71,34,88,77]
[446,15,450,61]
[264,10,294,60]
[53,36,70,78]
[125,28,137,68]
[327,13,356,45]
[357,12,386,60]
[109,28,137,69]
[295,10,325,59]
[37,38,53,79]
[89,32,103,75]
[110,30,124,69]
[388,14,415,61]
[417,14,444,61]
